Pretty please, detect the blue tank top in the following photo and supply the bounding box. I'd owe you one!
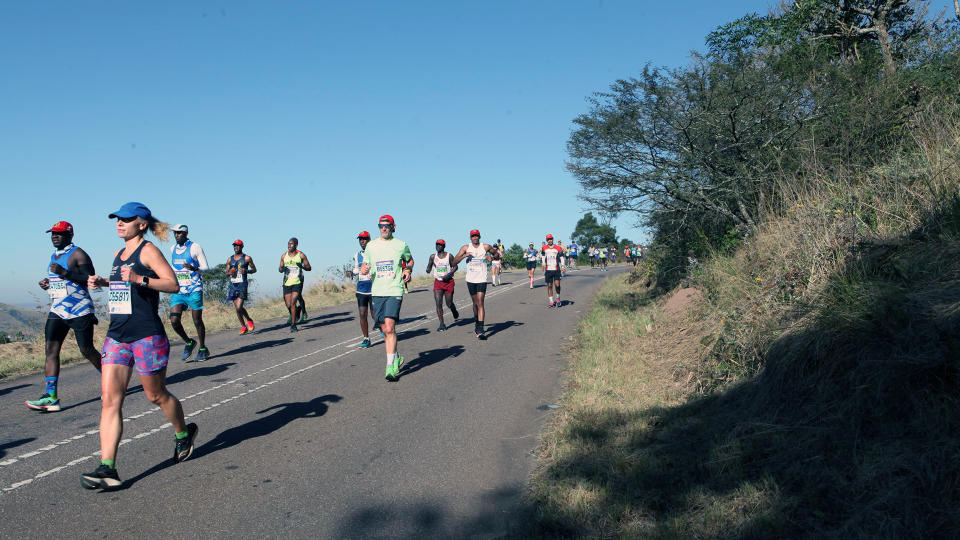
[228,254,248,285]
[355,250,372,294]
[171,240,203,294]
[47,244,94,319]
[106,241,165,343]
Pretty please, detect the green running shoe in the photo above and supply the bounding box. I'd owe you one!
[385,363,397,381]
[181,339,197,361]
[299,310,308,323]
[195,347,210,362]
[25,393,61,412]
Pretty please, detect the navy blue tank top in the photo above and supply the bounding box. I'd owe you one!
[106,240,165,343]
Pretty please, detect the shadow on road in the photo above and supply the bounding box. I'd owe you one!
[0,384,30,397]
[193,394,343,459]
[299,316,354,330]
[335,486,532,538]
[482,320,523,339]
[399,345,465,378]
[399,328,429,341]
[0,437,35,458]
[256,311,351,333]
[215,339,294,359]
[399,314,426,324]
[166,362,237,386]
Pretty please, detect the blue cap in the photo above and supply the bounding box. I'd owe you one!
[108,202,152,221]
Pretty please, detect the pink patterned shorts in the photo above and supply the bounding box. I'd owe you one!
[101,335,170,375]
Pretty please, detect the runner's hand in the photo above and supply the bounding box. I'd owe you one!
[49,262,67,277]
[359,263,370,275]
[88,275,103,289]
[39,278,50,290]
[402,269,412,284]
[120,266,137,283]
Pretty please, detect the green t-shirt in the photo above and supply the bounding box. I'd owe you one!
[362,237,412,297]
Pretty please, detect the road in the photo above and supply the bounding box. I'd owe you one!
[0,266,623,539]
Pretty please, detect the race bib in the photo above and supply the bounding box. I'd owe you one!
[285,266,300,283]
[466,259,486,281]
[175,270,192,287]
[108,281,132,315]
[230,270,244,284]
[48,277,67,302]
[376,260,395,280]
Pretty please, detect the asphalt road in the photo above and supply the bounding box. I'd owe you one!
[0,266,624,539]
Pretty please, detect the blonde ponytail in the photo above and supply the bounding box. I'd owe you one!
[150,220,171,242]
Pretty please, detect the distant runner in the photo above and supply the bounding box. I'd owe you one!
[82,202,197,490]
[451,229,499,339]
[541,234,565,308]
[279,238,311,332]
[425,239,459,331]
[490,243,503,287]
[598,246,608,271]
[227,239,256,335]
[345,231,375,348]
[524,242,539,289]
[168,224,210,362]
[568,241,579,269]
[27,221,102,412]
[358,215,413,381]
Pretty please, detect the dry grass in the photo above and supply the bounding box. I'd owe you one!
[0,274,439,380]
[521,112,960,537]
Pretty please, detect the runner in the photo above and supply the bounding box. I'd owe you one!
[541,234,565,308]
[358,215,413,381]
[524,242,539,288]
[598,246,608,271]
[227,239,256,335]
[26,221,102,412]
[425,239,459,331]
[451,229,499,339]
[345,231,375,348]
[624,244,632,267]
[557,239,567,278]
[588,245,597,268]
[568,240,579,269]
[82,202,197,490]
[168,224,210,362]
[279,238,311,332]
[490,244,503,286]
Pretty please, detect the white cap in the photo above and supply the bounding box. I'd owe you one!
[171,224,188,233]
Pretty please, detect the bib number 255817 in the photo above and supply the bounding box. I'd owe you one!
[109,281,132,315]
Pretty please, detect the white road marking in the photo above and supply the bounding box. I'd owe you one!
[1,277,533,492]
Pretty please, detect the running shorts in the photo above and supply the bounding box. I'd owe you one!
[101,334,170,375]
[227,282,248,300]
[170,291,204,311]
[526,261,537,270]
[434,279,455,293]
[356,293,372,308]
[282,282,304,295]
[372,296,402,324]
[466,282,487,295]
[545,270,562,283]
[45,313,97,350]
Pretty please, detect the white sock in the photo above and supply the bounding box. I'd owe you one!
[386,352,395,367]
[548,296,553,304]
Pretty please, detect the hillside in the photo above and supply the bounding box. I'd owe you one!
[0,302,44,339]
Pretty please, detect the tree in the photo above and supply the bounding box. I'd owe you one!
[571,212,617,247]
[502,244,525,269]
[200,263,254,305]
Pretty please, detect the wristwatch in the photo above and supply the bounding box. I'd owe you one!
[140,276,150,287]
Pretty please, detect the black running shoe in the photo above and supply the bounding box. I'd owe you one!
[81,464,121,490]
[290,324,299,333]
[174,423,198,463]
[451,305,459,320]
[437,323,447,332]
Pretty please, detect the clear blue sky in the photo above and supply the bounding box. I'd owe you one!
[2,1,951,306]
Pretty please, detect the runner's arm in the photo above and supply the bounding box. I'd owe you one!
[299,253,312,272]
[226,257,235,275]
[55,247,96,286]
[450,245,468,265]
[425,254,435,274]
[245,255,256,274]
[189,243,210,272]
[131,243,179,293]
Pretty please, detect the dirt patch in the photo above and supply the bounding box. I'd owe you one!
[661,287,702,321]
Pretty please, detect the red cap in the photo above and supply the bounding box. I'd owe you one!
[378,215,395,226]
[232,239,244,246]
[46,221,73,234]
[469,229,480,237]
[435,239,445,245]
[546,233,554,240]
[358,231,371,239]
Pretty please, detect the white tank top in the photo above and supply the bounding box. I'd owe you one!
[464,244,488,283]
[432,252,452,280]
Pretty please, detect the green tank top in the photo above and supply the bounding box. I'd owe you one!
[283,252,303,286]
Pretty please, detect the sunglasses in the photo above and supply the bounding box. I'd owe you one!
[117,216,138,223]
[378,223,392,229]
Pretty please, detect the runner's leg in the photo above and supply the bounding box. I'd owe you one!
[139,369,187,434]
[434,289,446,326]
[99,364,133,462]
[191,309,206,348]
[169,305,191,343]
